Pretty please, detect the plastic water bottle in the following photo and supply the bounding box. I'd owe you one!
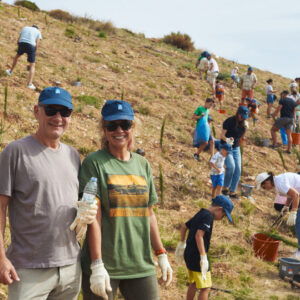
[82,177,98,204]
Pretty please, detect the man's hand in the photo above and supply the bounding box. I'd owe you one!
[287,211,297,226]
[158,253,173,286]
[200,255,209,280]
[175,241,186,264]
[70,200,98,241]
[0,256,19,285]
[90,262,112,300]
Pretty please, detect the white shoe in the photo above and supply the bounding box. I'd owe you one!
[6,69,11,76]
[290,250,300,260]
[28,83,36,90]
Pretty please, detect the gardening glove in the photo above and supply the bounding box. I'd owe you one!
[244,120,249,128]
[158,253,173,286]
[70,200,98,241]
[175,241,186,264]
[225,137,234,146]
[280,206,289,216]
[90,262,112,299]
[200,255,209,280]
[287,211,297,226]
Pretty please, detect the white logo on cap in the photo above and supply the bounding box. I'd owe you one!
[55,89,60,94]
[118,104,122,110]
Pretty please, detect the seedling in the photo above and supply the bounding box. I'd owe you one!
[159,163,164,206]
[160,116,167,150]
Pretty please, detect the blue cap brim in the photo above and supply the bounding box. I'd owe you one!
[241,114,248,119]
[103,114,134,121]
[40,98,73,109]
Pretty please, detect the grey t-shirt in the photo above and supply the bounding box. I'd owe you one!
[0,136,81,268]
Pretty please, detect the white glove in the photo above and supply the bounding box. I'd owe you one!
[200,255,209,280]
[280,206,289,216]
[70,200,98,241]
[287,211,297,226]
[244,120,249,128]
[175,241,186,264]
[225,137,234,146]
[90,262,112,299]
[157,253,173,286]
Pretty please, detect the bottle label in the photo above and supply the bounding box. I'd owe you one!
[82,193,96,204]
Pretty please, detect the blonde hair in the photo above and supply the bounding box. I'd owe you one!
[99,117,135,151]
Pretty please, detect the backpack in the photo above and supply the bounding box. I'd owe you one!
[216,84,224,94]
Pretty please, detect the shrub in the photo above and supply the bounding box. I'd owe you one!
[65,28,75,38]
[14,0,39,11]
[89,20,115,34]
[49,9,74,23]
[77,95,103,108]
[217,72,231,81]
[163,32,195,51]
[98,31,106,38]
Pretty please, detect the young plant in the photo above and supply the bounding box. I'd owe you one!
[277,148,287,170]
[160,116,167,150]
[292,148,300,165]
[159,163,164,206]
[211,123,216,138]
[4,86,8,119]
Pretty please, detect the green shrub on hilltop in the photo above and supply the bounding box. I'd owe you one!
[217,72,231,81]
[14,0,39,11]
[163,32,195,51]
[49,9,74,23]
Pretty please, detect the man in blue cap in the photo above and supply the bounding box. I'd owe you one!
[175,195,234,300]
[240,66,257,104]
[0,87,96,299]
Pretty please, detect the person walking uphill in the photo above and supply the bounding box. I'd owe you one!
[206,54,219,97]
[0,87,98,300]
[195,51,208,80]
[80,100,172,300]
[6,25,42,90]
[256,172,300,259]
[240,67,257,104]
[270,90,298,154]
[221,106,249,200]
[175,195,234,300]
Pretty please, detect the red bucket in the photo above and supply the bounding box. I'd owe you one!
[252,233,280,262]
[218,109,226,114]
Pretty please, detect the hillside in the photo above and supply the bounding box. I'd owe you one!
[0,2,300,300]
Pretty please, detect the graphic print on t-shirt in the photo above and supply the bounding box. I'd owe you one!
[107,174,149,217]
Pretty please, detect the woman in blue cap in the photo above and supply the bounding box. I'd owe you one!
[79,100,172,300]
[220,106,249,199]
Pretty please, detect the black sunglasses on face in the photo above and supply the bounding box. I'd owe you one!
[104,120,133,132]
[40,105,72,117]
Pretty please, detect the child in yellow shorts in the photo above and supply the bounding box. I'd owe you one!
[175,196,234,300]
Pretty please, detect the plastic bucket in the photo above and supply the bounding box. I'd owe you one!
[252,233,280,262]
[279,257,300,279]
[292,133,300,145]
[241,184,254,197]
[218,109,226,114]
[261,139,270,147]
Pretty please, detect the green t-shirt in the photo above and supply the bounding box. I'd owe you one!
[80,149,158,279]
[194,106,209,126]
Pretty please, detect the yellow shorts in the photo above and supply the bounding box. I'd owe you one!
[187,269,212,289]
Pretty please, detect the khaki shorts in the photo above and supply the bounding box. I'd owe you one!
[187,269,212,289]
[273,117,294,130]
[8,262,81,300]
[207,72,218,85]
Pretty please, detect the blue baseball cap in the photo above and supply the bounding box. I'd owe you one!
[213,195,234,223]
[237,106,249,119]
[220,143,232,152]
[38,87,73,109]
[248,67,253,72]
[101,100,134,121]
[245,97,251,102]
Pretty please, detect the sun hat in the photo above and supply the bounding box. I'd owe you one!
[101,100,134,121]
[248,67,253,71]
[256,172,271,190]
[237,106,249,119]
[213,195,234,223]
[38,87,73,109]
[220,143,232,153]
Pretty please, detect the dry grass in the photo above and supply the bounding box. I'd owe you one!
[0,3,300,299]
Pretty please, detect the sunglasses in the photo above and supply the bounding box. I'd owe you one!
[40,105,72,117]
[104,120,133,132]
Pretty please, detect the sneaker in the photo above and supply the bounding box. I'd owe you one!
[28,83,36,90]
[229,193,240,200]
[269,145,279,149]
[6,69,11,76]
[222,189,229,195]
[285,150,291,155]
[193,153,200,161]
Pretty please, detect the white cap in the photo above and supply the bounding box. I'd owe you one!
[256,172,270,190]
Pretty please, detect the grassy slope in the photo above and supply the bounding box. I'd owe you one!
[0,3,300,300]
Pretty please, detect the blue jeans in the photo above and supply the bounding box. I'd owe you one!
[224,147,241,192]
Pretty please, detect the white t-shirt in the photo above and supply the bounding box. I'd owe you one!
[19,26,42,47]
[208,58,219,73]
[210,151,225,175]
[231,69,237,77]
[266,84,273,95]
[274,173,300,196]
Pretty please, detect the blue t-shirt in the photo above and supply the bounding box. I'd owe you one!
[184,209,213,272]
[19,27,42,47]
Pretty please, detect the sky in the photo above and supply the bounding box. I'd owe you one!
[4,0,300,79]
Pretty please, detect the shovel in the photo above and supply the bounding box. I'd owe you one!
[284,276,300,288]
